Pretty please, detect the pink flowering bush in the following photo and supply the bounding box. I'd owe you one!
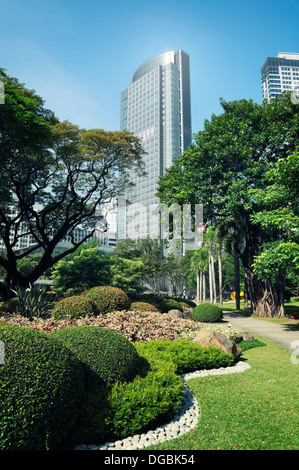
[0,310,200,342]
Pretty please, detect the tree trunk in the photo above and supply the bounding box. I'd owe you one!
[218,247,223,306]
[234,247,240,310]
[244,275,249,311]
[196,271,200,303]
[245,269,285,318]
[211,250,217,304]
[209,252,213,303]
[203,273,206,302]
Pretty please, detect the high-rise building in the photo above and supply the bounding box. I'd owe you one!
[261,52,299,101]
[117,49,192,245]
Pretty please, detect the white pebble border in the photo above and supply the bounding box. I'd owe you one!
[74,361,250,451]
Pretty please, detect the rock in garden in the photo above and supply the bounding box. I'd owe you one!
[241,332,256,341]
[193,330,241,360]
[168,309,192,319]
[168,309,185,318]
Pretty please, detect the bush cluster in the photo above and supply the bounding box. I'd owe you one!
[73,338,234,442]
[83,286,131,314]
[0,325,84,450]
[130,301,158,312]
[135,339,234,374]
[192,303,223,323]
[73,359,183,442]
[0,299,238,449]
[52,295,97,320]
[51,326,146,390]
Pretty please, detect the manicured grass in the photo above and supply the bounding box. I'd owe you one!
[146,336,299,450]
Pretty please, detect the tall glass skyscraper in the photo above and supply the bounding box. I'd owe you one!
[261,52,299,101]
[117,50,192,243]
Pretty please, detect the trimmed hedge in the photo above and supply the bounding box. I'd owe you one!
[135,339,234,374]
[51,326,146,390]
[52,295,97,319]
[71,346,184,442]
[0,325,84,450]
[71,338,234,443]
[83,286,131,314]
[192,303,223,323]
[130,302,158,312]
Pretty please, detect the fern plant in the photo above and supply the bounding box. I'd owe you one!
[12,284,54,319]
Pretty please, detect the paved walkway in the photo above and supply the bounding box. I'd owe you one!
[223,312,299,351]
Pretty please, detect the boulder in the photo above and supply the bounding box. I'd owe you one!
[167,309,192,319]
[241,332,256,341]
[193,330,242,361]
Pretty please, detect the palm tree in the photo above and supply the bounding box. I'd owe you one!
[191,246,208,303]
[203,227,217,304]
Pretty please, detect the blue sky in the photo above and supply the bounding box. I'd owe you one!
[1,0,299,135]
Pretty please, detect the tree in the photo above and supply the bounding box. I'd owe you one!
[0,69,145,299]
[137,237,162,292]
[51,243,112,295]
[251,152,299,306]
[190,247,208,303]
[110,257,144,296]
[157,94,299,317]
[160,253,183,295]
[113,238,141,260]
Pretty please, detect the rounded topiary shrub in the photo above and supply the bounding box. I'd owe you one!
[0,325,84,450]
[130,302,158,312]
[51,326,146,391]
[51,295,97,319]
[157,299,182,313]
[83,286,131,314]
[192,303,223,323]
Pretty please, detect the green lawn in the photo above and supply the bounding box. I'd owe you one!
[146,337,299,450]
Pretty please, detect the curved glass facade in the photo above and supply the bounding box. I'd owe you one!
[118,50,192,246]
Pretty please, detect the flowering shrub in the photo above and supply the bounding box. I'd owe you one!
[0,309,242,342]
[0,310,201,341]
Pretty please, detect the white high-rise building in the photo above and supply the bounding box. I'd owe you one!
[117,50,192,245]
[261,52,299,101]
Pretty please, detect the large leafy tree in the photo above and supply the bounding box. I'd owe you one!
[157,94,299,317]
[0,69,145,299]
[251,152,299,294]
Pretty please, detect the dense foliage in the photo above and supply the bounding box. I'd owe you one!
[51,326,145,390]
[0,325,84,450]
[51,295,97,320]
[157,94,299,317]
[82,286,131,314]
[0,68,145,300]
[135,339,234,374]
[130,301,159,312]
[192,303,223,323]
